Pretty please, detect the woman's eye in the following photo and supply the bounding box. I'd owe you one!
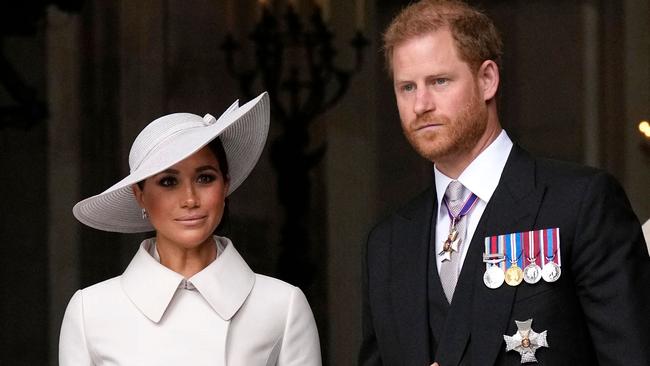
[197,174,216,184]
[157,176,177,187]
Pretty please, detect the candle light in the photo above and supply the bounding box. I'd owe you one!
[356,0,365,30]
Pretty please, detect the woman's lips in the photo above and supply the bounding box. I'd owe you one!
[175,215,207,226]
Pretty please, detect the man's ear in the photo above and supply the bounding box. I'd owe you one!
[132,184,145,207]
[477,59,499,102]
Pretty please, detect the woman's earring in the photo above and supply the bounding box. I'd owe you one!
[142,208,148,220]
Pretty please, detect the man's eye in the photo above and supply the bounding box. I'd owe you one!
[434,78,449,85]
[158,177,177,187]
[401,84,415,92]
[197,174,216,184]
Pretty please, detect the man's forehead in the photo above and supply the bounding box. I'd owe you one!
[392,30,464,74]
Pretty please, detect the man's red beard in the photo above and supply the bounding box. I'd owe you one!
[402,93,488,163]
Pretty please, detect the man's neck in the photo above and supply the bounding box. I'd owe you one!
[436,124,502,179]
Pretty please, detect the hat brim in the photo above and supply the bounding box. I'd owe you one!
[73,92,270,233]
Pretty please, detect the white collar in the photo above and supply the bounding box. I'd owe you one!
[434,130,513,206]
[120,236,255,323]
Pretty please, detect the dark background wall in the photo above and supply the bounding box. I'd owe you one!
[1,1,648,365]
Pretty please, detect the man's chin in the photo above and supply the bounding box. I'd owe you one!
[413,143,452,163]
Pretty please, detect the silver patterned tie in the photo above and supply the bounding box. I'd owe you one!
[439,180,469,303]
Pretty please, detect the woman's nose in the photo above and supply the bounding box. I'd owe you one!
[182,185,200,208]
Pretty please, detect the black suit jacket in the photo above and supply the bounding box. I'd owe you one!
[359,146,650,366]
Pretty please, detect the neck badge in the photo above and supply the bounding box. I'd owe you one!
[504,319,548,363]
[439,192,479,262]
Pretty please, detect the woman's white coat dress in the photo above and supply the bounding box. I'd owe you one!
[59,236,322,365]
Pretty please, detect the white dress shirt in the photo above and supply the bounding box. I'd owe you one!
[434,130,513,274]
[59,236,322,366]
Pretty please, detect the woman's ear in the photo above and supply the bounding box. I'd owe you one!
[477,59,499,102]
[132,184,145,208]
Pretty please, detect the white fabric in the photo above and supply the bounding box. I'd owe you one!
[434,130,513,274]
[59,236,322,366]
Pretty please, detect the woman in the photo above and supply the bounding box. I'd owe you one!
[59,92,322,365]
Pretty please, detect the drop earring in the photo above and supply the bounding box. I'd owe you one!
[142,208,148,220]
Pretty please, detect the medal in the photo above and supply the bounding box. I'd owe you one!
[539,228,562,283]
[504,318,549,363]
[523,263,542,284]
[484,265,505,289]
[505,265,524,286]
[542,262,561,282]
[523,230,541,284]
[483,235,506,289]
[485,228,561,288]
[505,233,524,286]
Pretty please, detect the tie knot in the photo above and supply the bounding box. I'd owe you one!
[445,180,466,206]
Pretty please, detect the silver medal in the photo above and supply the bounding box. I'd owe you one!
[483,265,505,289]
[523,263,542,284]
[541,262,561,282]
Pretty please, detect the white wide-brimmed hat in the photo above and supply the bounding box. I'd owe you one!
[73,92,269,233]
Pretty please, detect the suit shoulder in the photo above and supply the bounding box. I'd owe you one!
[527,155,633,220]
[369,187,433,238]
[536,156,599,177]
[534,156,620,189]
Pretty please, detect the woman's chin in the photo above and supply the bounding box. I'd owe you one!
[159,232,215,250]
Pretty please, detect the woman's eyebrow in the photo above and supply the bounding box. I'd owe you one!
[196,165,219,173]
[159,168,179,174]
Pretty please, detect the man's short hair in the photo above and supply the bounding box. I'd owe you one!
[383,0,503,75]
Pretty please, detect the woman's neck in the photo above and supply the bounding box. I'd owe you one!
[155,237,217,278]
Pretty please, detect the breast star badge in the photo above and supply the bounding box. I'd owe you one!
[503,319,548,363]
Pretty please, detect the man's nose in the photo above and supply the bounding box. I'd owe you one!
[414,88,435,116]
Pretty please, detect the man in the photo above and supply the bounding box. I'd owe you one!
[359,1,650,365]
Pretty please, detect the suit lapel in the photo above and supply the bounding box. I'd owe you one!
[390,187,436,364]
[470,145,546,365]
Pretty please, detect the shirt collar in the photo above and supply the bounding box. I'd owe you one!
[121,236,255,323]
[434,130,513,206]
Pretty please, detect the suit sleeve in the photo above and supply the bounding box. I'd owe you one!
[59,290,95,366]
[277,287,322,366]
[572,172,650,364]
[358,229,383,366]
